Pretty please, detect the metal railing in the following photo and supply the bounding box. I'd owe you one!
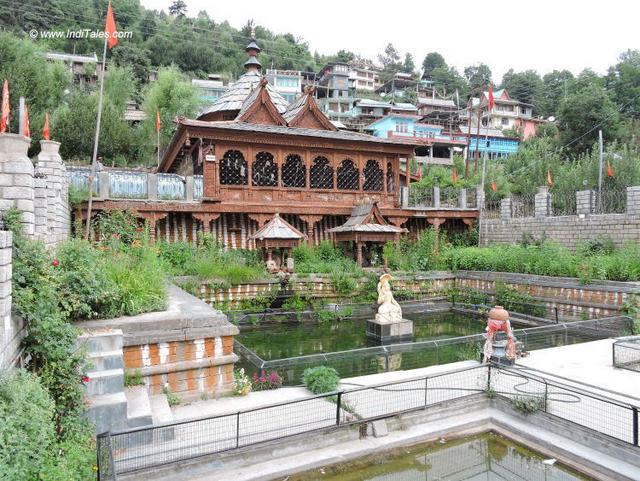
[613,336,640,372]
[510,194,535,218]
[440,187,459,208]
[595,188,627,214]
[483,198,501,219]
[96,362,640,480]
[551,190,577,216]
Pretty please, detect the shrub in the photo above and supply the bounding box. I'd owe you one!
[124,370,144,387]
[251,370,283,391]
[510,395,545,414]
[94,209,142,246]
[302,366,340,395]
[233,368,252,396]
[330,270,358,296]
[162,386,181,406]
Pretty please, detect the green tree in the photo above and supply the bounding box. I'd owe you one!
[500,69,543,113]
[169,0,187,17]
[539,69,574,117]
[335,50,355,63]
[606,49,640,119]
[421,52,446,79]
[140,66,202,162]
[378,43,402,82]
[464,63,492,93]
[402,53,416,75]
[557,83,620,154]
[431,65,467,97]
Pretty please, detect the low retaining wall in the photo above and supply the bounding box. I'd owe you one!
[480,186,640,249]
[188,270,638,319]
[77,285,239,398]
[0,231,26,369]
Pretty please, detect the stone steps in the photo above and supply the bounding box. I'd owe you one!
[125,386,154,428]
[86,392,128,434]
[85,368,125,396]
[88,349,123,371]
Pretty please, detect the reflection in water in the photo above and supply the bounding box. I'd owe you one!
[290,433,591,481]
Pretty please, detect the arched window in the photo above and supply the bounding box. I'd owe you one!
[281,154,306,188]
[386,161,395,192]
[337,159,359,190]
[220,150,247,185]
[310,156,333,189]
[252,151,278,187]
[363,159,383,191]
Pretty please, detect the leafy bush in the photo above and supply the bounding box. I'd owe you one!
[330,270,358,296]
[251,370,283,391]
[510,395,545,414]
[302,366,340,395]
[162,386,181,406]
[94,209,142,246]
[292,241,361,275]
[233,368,251,396]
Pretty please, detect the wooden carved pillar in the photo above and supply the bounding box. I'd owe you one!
[299,215,323,244]
[248,213,271,228]
[388,217,409,228]
[462,218,476,231]
[356,241,364,267]
[192,213,221,235]
[139,212,168,242]
[427,217,445,231]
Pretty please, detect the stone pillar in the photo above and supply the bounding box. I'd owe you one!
[534,186,550,218]
[35,140,70,245]
[627,186,640,217]
[98,171,110,200]
[576,190,594,215]
[0,230,22,368]
[185,176,194,202]
[0,134,34,237]
[476,186,485,211]
[147,174,158,200]
[433,186,441,209]
[33,176,48,241]
[400,186,409,208]
[459,188,467,208]
[500,198,512,220]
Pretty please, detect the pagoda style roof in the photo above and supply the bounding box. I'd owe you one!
[250,213,306,240]
[198,70,289,119]
[328,202,407,234]
[281,88,337,130]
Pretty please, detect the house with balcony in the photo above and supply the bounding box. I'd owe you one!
[366,114,467,168]
[348,59,382,92]
[265,69,302,103]
[42,52,102,88]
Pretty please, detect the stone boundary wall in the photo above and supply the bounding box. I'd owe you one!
[0,133,70,247]
[189,271,637,319]
[480,186,640,249]
[0,231,26,369]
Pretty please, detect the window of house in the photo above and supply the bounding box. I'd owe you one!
[337,159,359,190]
[310,156,333,189]
[220,150,248,185]
[363,159,383,191]
[501,118,510,126]
[282,154,306,188]
[252,151,278,187]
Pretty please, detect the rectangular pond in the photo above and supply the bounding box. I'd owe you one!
[288,432,592,481]
[235,310,628,384]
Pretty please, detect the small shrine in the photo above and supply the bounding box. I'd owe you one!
[328,202,407,266]
[250,213,306,272]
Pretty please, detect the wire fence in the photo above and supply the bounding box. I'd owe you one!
[551,190,578,216]
[483,198,501,219]
[440,187,460,208]
[96,363,640,480]
[594,188,627,214]
[511,194,536,218]
[613,337,640,372]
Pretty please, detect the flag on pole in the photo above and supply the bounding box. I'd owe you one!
[488,85,495,111]
[1,80,9,133]
[546,169,554,187]
[43,113,50,140]
[416,164,422,180]
[155,109,161,133]
[23,103,30,138]
[491,181,497,193]
[105,1,119,49]
[607,160,614,178]
[451,167,458,183]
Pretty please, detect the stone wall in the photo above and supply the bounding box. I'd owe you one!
[480,186,640,249]
[0,231,25,368]
[0,133,70,246]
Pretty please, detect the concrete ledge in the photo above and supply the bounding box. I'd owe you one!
[132,353,239,377]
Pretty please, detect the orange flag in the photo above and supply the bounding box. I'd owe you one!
[155,109,161,133]
[1,79,9,133]
[607,160,614,178]
[105,1,119,49]
[42,113,50,140]
[23,103,30,138]
[488,84,495,111]
[451,167,458,183]
[491,181,497,192]
[546,169,554,187]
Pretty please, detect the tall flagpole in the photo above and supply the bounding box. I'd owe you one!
[157,123,160,167]
[85,33,108,239]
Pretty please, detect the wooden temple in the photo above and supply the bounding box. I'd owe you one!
[79,33,478,249]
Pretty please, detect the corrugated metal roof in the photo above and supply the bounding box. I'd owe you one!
[417,97,456,108]
[250,213,306,240]
[43,51,98,63]
[392,102,418,111]
[198,70,289,118]
[355,98,392,108]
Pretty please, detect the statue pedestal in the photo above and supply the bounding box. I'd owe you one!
[481,339,515,366]
[366,318,413,344]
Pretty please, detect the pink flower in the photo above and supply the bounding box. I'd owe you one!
[81,375,90,383]
[52,259,59,267]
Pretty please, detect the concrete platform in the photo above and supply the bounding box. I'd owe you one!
[516,338,640,403]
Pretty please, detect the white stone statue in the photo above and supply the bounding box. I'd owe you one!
[375,273,403,324]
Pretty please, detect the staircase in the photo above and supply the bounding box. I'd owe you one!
[79,329,172,434]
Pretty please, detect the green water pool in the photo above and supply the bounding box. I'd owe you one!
[287,432,593,480]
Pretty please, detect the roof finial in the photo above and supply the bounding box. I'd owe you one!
[250,26,256,39]
[244,26,262,71]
